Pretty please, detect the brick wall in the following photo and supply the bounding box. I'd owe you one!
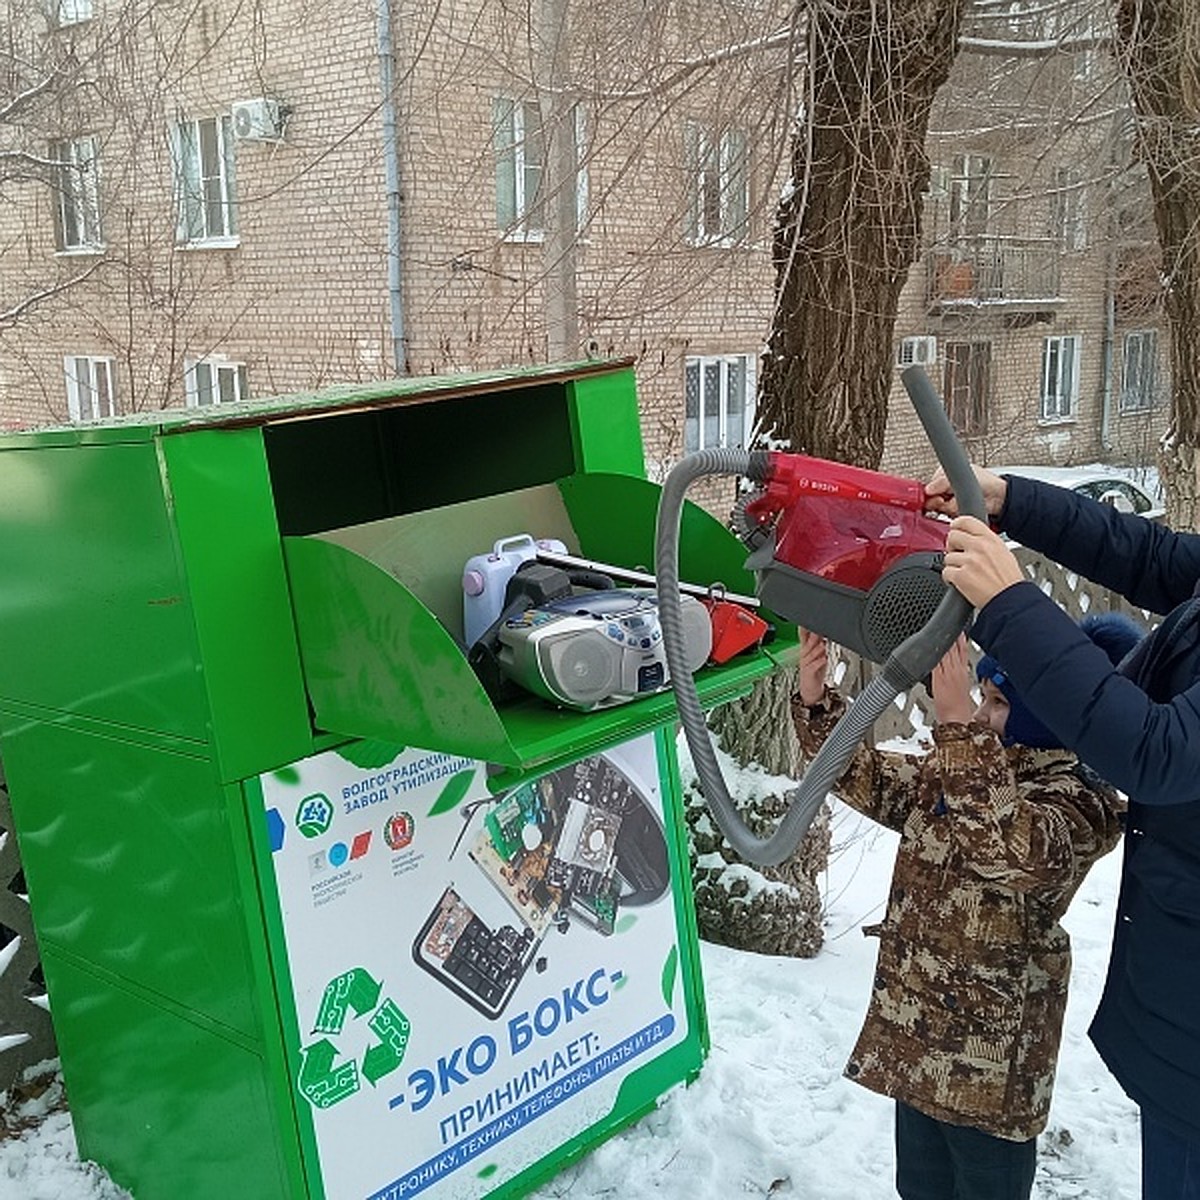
[0,0,1169,494]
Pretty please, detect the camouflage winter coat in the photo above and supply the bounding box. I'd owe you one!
[792,692,1125,1141]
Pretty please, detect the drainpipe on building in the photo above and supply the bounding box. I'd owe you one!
[1100,113,1127,456]
[538,0,580,362]
[377,0,408,375]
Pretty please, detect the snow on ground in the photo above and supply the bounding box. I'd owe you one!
[0,799,1139,1199]
[533,802,1139,1200]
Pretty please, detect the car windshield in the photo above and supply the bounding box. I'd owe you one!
[1073,479,1153,514]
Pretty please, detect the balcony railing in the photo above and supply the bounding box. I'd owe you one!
[927,237,1062,308]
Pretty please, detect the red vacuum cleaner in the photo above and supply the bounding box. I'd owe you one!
[654,367,986,866]
[736,451,952,663]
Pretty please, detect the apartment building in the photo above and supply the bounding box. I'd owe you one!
[883,27,1169,479]
[0,0,1166,486]
[0,0,792,483]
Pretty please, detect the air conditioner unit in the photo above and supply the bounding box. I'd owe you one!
[231,97,286,142]
[897,336,938,367]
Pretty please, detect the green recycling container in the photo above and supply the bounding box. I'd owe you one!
[0,360,793,1199]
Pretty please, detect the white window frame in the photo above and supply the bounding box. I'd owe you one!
[684,355,755,453]
[184,358,248,407]
[949,154,992,239]
[64,355,115,422]
[1051,166,1087,251]
[51,135,103,252]
[685,122,750,246]
[56,0,92,24]
[493,97,544,241]
[573,105,589,234]
[1040,334,1081,422]
[493,98,588,243]
[1121,330,1159,413]
[172,116,238,246]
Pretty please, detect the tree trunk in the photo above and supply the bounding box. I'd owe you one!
[693,0,966,960]
[709,658,798,776]
[1114,0,1200,530]
[759,0,967,466]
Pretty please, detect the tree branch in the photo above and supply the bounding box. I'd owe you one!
[0,64,68,125]
[0,261,106,329]
[0,150,68,172]
[959,32,1112,57]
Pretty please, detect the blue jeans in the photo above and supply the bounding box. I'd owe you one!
[895,1102,1037,1200]
[1142,1111,1200,1200]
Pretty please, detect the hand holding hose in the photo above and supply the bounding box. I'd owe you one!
[943,516,1025,609]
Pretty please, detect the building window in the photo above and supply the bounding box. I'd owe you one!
[948,154,992,239]
[942,342,990,436]
[56,0,92,24]
[1121,330,1159,412]
[684,355,754,452]
[172,117,238,244]
[493,98,544,238]
[64,355,115,422]
[1051,166,1087,251]
[51,135,102,251]
[492,99,587,241]
[1041,334,1080,421]
[185,359,248,407]
[685,123,750,245]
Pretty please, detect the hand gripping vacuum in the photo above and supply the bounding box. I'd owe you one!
[654,367,987,866]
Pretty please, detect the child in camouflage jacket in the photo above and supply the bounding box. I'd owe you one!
[793,620,1133,1200]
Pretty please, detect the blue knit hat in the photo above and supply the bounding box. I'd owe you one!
[976,611,1144,748]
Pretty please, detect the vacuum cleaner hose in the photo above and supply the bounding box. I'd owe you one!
[654,367,986,867]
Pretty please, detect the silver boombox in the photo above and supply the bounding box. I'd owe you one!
[495,589,712,711]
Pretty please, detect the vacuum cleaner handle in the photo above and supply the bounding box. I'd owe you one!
[654,366,986,867]
[886,366,987,688]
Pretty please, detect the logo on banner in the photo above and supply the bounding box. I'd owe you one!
[296,793,334,839]
[327,831,373,869]
[384,811,415,851]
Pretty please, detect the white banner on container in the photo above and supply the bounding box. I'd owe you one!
[258,733,691,1200]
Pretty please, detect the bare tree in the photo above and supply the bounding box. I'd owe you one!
[0,12,114,332]
[1113,0,1200,528]
[758,0,969,468]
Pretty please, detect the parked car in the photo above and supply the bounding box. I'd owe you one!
[987,464,1165,523]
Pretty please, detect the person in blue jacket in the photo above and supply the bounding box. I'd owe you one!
[925,465,1200,1200]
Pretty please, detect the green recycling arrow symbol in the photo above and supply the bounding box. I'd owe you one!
[363,998,411,1085]
[313,966,383,1034]
[298,968,411,1108]
[298,1038,359,1109]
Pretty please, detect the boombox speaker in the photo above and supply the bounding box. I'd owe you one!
[496,589,711,711]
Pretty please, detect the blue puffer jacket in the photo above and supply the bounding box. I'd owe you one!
[970,475,1200,1142]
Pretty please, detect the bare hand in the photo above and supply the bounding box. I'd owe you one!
[931,635,973,725]
[925,464,1009,518]
[798,629,829,706]
[942,516,1025,608]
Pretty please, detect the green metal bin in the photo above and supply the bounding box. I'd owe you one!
[0,360,792,1200]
